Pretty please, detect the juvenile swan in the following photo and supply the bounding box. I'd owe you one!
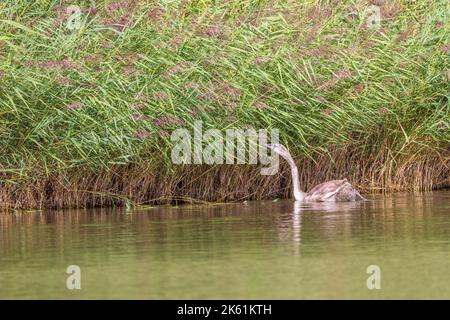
[266,144,365,202]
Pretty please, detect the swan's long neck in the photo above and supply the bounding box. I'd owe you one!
[281,152,306,201]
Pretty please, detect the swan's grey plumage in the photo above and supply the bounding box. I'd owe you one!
[266,143,365,202]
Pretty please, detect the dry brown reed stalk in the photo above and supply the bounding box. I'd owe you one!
[1,147,448,209]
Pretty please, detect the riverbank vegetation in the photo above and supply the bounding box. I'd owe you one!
[0,0,449,208]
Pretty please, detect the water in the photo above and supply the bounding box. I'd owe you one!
[1,191,449,299]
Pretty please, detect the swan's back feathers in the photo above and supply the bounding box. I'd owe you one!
[307,179,348,196]
[306,179,364,202]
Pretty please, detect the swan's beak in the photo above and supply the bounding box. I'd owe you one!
[265,144,274,149]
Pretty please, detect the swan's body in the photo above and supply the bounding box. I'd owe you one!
[304,179,365,202]
[266,144,365,202]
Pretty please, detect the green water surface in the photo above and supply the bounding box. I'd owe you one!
[1,191,449,299]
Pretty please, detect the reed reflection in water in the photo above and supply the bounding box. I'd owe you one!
[1,191,449,299]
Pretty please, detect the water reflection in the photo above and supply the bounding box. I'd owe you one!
[293,201,301,255]
[0,191,449,299]
[1,192,450,258]
[274,199,369,255]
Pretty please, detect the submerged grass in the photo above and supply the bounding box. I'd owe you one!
[0,0,449,209]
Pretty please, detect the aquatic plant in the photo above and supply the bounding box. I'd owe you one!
[0,0,448,209]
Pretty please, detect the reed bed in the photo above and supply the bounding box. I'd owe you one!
[0,0,449,209]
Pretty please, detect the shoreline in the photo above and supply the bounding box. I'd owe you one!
[2,150,448,209]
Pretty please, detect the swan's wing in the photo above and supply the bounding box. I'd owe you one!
[307,179,349,200]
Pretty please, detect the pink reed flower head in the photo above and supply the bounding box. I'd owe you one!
[67,102,84,110]
[133,129,150,140]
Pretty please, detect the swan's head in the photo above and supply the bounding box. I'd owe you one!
[265,143,290,158]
